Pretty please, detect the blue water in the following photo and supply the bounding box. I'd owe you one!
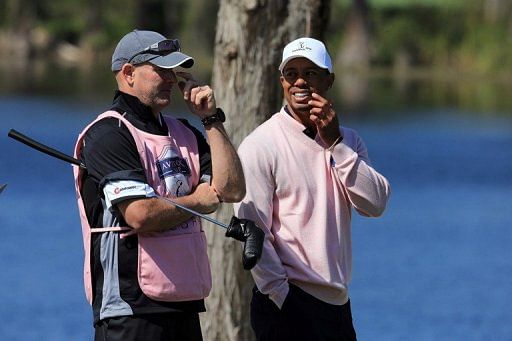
[350,113,512,340]
[1,97,511,340]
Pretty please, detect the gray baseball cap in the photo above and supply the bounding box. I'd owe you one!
[111,29,194,72]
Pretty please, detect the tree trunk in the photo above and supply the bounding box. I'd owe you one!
[483,0,511,23]
[201,1,331,340]
[0,0,35,61]
[336,0,371,71]
[335,0,371,111]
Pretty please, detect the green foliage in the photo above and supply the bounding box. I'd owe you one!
[456,23,512,75]
[1,0,512,83]
[349,1,512,77]
[373,14,421,65]
[335,0,465,9]
[37,0,86,43]
[371,7,467,66]
[101,0,138,45]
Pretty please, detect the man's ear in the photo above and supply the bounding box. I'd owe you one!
[121,63,135,85]
[279,75,286,87]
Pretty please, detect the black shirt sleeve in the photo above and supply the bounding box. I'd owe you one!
[80,117,147,188]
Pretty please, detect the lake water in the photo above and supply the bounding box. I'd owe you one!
[1,96,511,340]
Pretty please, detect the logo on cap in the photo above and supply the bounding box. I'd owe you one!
[292,42,312,53]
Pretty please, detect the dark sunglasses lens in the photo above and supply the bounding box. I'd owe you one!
[159,39,180,52]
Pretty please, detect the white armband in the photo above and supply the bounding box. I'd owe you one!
[103,180,156,211]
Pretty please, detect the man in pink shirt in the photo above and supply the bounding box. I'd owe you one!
[234,37,391,340]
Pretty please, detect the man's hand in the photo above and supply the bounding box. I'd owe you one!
[176,71,216,118]
[189,182,220,214]
[308,92,341,147]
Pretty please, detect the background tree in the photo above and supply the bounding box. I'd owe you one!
[337,0,371,71]
[200,0,331,340]
[0,0,38,60]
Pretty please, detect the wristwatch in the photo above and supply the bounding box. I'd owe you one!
[201,108,226,126]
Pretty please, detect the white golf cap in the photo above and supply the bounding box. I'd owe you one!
[279,37,333,73]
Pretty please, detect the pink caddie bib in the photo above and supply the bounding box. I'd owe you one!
[73,111,212,304]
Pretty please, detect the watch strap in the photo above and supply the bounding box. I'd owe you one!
[201,108,225,126]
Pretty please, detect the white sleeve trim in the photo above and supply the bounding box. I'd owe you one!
[103,180,156,212]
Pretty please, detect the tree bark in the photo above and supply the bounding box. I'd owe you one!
[337,0,371,71]
[483,0,511,23]
[201,1,330,340]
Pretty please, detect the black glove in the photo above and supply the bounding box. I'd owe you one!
[226,216,265,270]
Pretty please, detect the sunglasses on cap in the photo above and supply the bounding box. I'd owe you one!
[127,39,181,64]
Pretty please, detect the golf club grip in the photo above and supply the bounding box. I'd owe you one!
[241,223,264,270]
[226,216,265,270]
[8,129,85,169]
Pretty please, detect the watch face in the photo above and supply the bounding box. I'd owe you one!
[217,108,226,122]
[202,108,226,126]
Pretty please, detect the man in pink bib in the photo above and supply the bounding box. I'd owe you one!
[74,30,245,340]
[234,37,391,340]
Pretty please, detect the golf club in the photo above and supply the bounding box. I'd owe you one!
[8,128,264,269]
[8,129,86,169]
[7,129,228,229]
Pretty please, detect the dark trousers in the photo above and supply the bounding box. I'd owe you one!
[251,284,357,341]
[94,312,202,341]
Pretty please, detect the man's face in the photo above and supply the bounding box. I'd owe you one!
[131,63,177,113]
[280,57,333,117]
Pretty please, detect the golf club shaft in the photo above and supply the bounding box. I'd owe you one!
[8,129,228,229]
[158,196,228,229]
[8,129,86,169]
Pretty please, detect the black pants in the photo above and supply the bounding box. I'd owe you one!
[94,312,202,341]
[251,284,357,341]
